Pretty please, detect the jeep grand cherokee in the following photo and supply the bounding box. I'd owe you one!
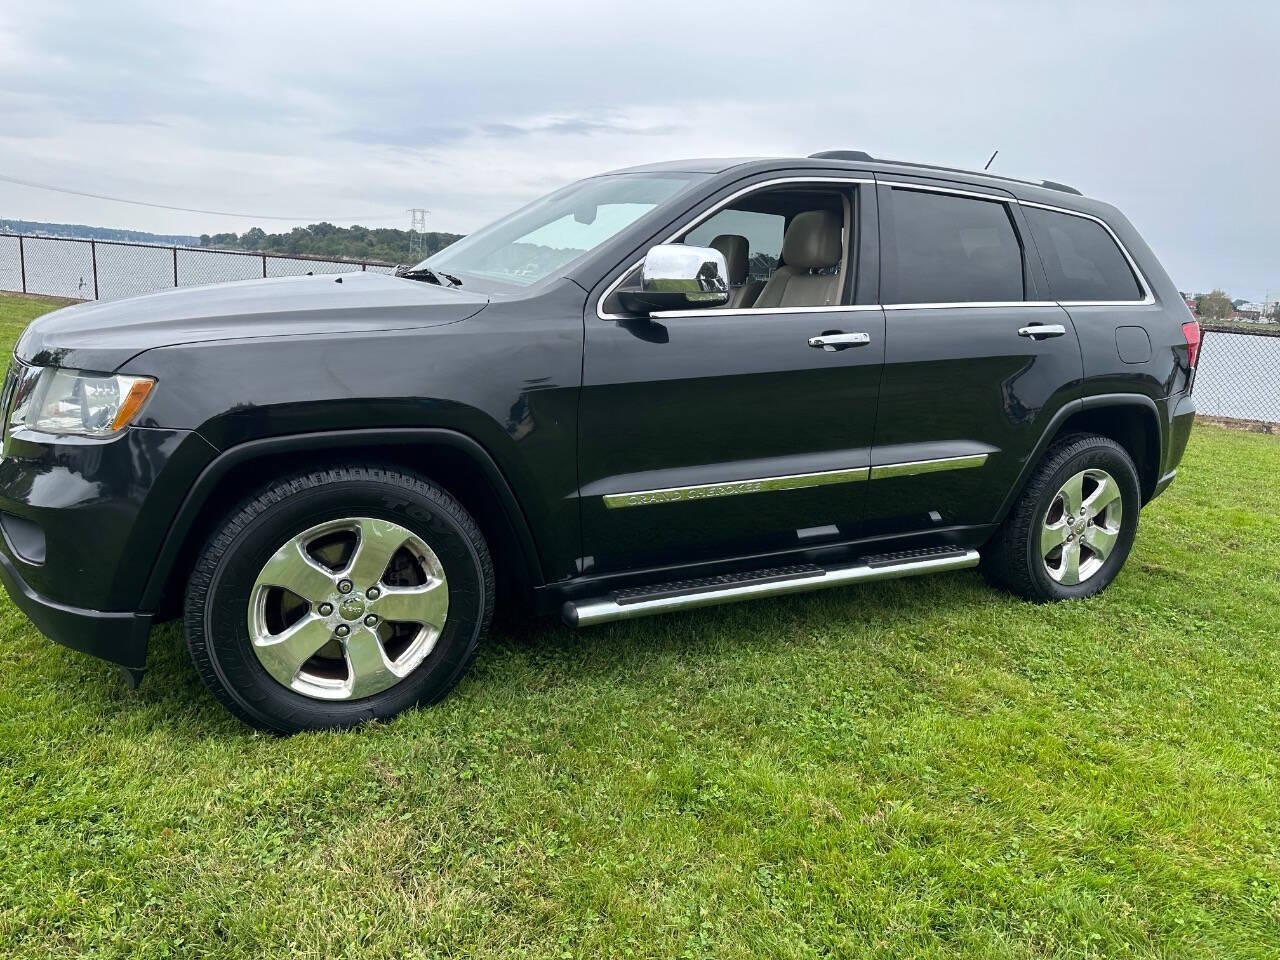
[0,151,1199,732]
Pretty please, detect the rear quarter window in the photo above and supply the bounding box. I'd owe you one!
[1023,206,1143,302]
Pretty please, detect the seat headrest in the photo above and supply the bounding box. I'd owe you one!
[708,234,749,286]
[782,210,842,269]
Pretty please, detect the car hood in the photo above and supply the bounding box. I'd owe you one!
[16,271,490,371]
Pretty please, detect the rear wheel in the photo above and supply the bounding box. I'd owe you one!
[185,466,493,733]
[982,434,1140,602]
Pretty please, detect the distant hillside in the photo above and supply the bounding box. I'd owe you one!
[0,219,199,246]
[198,223,463,265]
[0,218,464,265]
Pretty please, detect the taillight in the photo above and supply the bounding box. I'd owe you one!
[1182,320,1201,370]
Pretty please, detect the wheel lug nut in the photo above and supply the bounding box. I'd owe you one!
[366,587,380,600]
[364,614,378,627]
[337,579,353,594]
[335,624,350,638]
[318,602,333,616]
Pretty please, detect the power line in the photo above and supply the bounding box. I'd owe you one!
[0,171,402,222]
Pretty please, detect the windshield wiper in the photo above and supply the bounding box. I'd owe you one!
[395,265,461,287]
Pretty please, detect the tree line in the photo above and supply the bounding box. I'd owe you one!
[197,223,463,265]
[1191,289,1280,323]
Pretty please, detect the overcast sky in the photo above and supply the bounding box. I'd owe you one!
[1,1,1275,298]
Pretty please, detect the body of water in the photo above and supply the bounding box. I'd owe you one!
[0,234,395,303]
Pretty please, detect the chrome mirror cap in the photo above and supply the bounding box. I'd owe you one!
[617,244,729,314]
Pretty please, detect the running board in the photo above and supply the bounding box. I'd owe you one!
[562,546,980,627]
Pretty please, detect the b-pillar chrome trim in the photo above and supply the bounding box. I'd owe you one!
[601,453,989,509]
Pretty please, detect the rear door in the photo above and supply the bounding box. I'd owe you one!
[864,178,1082,536]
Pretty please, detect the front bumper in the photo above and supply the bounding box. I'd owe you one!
[0,424,216,668]
[0,551,152,667]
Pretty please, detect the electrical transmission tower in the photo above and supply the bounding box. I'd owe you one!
[407,208,429,258]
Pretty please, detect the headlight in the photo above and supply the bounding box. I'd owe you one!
[7,366,155,438]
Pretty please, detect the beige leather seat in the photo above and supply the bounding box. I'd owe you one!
[709,234,764,309]
[753,210,843,308]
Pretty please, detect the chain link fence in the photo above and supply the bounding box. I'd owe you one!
[3,235,1276,426]
[1196,325,1280,426]
[0,233,399,302]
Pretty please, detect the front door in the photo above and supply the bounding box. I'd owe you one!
[577,177,884,576]
[864,179,1084,535]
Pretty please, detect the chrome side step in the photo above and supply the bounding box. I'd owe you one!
[562,546,980,627]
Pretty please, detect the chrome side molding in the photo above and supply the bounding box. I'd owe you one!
[602,453,989,509]
[602,466,869,510]
[867,453,988,480]
[563,548,980,626]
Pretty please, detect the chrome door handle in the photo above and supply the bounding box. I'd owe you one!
[1017,324,1067,340]
[808,332,871,350]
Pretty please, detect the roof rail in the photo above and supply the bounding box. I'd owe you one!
[808,150,873,162]
[806,150,1082,196]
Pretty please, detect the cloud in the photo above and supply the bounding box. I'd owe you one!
[478,115,679,140]
[0,0,1275,295]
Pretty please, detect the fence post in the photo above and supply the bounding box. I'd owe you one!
[262,254,267,279]
[362,262,367,271]
[91,240,99,300]
[172,247,179,288]
[18,236,26,294]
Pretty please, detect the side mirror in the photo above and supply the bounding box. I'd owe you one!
[617,244,729,314]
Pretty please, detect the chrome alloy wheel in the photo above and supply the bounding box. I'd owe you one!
[1040,468,1124,586]
[247,517,449,700]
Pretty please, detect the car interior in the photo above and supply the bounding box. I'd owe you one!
[707,234,763,308]
[606,185,853,313]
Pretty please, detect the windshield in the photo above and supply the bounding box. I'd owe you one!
[415,172,709,289]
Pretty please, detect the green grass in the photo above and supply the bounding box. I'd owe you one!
[0,292,1277,958]
[0,293,75,350]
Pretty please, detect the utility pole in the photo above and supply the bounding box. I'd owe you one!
[407,208,429,259]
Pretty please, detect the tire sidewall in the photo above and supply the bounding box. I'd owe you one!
[1023,441,1140,600]
[195,473,487,730]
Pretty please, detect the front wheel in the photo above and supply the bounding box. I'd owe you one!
[185,466,494,733]
[982,434,1141,602]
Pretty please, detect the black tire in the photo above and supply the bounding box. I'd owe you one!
[981,433,1141,602]
[184,465,493,733]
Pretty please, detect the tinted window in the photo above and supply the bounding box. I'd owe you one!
[884,189,1025,304]
[1023,206,1143,302]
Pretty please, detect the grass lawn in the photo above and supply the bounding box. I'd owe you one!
[0,292,1277,958]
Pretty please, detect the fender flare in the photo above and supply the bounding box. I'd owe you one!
[139,427,544,611]
[994,392,1164,522]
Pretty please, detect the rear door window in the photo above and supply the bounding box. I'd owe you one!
[882,188,1025,304]
[1022,206,1144,302]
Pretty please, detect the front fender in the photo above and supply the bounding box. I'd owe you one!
[137,427,546,613]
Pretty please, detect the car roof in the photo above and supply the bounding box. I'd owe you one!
[607,153,1090,203]
[602,158,768,175]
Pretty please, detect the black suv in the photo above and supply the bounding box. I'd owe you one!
[0,152,1199,732]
